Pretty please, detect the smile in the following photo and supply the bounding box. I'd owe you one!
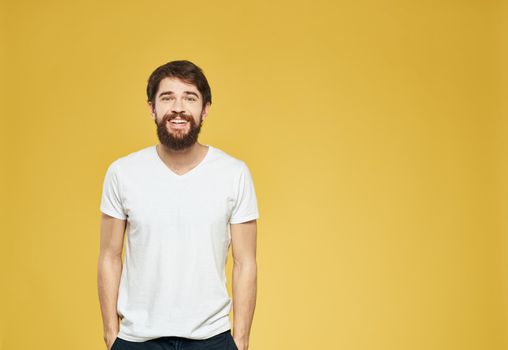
[167,120,189,129]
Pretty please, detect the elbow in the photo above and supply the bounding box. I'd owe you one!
[233,257,257,270]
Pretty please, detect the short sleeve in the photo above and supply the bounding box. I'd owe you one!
[100,161,127,220]
[230,162,260,224]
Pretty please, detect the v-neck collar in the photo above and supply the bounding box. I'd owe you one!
[152,144,212,179]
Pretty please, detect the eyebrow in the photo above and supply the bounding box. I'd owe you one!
[158,91,200,99]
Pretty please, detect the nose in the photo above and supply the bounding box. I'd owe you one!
[171,97,185,114]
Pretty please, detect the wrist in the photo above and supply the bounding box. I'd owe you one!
[232,331,249,343]
[103,324,119,337]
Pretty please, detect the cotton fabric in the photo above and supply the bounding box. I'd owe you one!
[100,144,259,342]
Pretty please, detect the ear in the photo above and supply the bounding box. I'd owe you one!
[147,101,156,121]
[201,102,211,121]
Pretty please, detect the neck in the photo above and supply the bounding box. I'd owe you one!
[157,142,207,168]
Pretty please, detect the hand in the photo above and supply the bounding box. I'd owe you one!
[233,335,248,350]
[104,332,118,350]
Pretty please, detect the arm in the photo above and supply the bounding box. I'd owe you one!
[97,213,126,350]
[231,219,257,350]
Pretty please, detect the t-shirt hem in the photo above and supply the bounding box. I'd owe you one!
[118,323,232,342]
[230,213,259,224]
[100,207,126,220]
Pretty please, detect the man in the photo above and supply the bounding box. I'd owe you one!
[97,60,259,350]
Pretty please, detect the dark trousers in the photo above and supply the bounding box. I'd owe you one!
[111,329,238,350]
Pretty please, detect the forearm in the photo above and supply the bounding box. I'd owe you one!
[97,254,122,336]
[232,260,257,345]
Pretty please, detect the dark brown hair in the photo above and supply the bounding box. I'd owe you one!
[146,60,212,109]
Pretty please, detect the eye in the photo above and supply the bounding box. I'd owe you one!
[185,96,197,102]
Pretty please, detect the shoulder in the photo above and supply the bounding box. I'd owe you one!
[208,145,249,173]
[105,145,155,174]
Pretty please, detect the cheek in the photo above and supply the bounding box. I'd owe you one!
[191,106,204,117]
[156,107,170,118]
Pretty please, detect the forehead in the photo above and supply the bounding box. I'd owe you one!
[157,77,200,95]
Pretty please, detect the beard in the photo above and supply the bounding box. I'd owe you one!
[155,111,203,151]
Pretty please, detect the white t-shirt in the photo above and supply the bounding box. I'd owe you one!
[99,144,259,342]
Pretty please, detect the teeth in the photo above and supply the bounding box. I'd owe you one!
[171,120,187,124]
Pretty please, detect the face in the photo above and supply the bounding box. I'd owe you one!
[149,77,210,151]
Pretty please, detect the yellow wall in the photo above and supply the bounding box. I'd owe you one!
[496,1,508,349]
[1,1,506,349]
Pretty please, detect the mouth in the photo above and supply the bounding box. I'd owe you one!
[167,119,189,130]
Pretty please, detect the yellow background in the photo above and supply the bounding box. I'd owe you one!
[1,0,507,349]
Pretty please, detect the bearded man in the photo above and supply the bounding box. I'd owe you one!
[98,60,259,350]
